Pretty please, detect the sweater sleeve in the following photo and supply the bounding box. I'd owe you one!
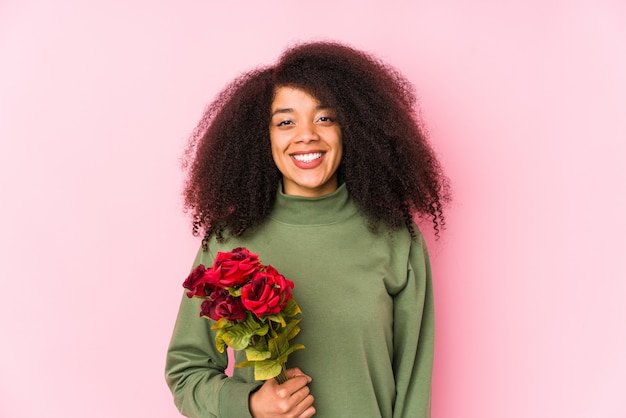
[165,250,262,418]
[392,232,435,418]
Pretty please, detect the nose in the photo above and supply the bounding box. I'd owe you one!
[296,121,319,143]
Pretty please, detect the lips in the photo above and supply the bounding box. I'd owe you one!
[290,151,325,169]
[292,152,323,162]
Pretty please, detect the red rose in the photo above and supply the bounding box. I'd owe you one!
[183,264,219,298]
[240,267,294,318]
[200,289,246,322]
[212,248,260,288]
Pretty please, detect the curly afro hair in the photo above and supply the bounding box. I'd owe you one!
[182,41,450,249]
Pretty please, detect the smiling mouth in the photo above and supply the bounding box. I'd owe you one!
[291,152,323,163]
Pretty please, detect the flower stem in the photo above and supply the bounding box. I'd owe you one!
[274,361,288,385]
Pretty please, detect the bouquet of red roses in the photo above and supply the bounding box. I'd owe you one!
[183,247,304,383]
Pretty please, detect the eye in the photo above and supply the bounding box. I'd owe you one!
[317,115,335,125]
[276,119,294,127]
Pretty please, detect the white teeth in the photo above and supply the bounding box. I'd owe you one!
[292,152,323,162]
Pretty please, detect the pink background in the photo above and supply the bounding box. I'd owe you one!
[1,1,625,417]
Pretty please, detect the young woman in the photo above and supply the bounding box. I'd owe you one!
[166,41,449,418]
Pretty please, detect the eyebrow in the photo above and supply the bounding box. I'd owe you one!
[270,105,331,117]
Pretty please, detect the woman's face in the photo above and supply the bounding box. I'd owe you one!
[269,86,343,197]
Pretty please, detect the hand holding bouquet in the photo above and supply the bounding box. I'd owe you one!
[183,247,304,383]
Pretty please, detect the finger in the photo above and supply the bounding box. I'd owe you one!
[298,404,316,418]
[286,367,312,382]
[276,375,310,399]
[292,391,315,417]
[290,384,312,405]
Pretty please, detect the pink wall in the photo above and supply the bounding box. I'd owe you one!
[1,1,625,417]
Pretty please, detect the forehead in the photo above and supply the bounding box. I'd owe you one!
[271,86,323,109]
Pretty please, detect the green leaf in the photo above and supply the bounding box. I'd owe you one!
[281,343,305,358]
[222,326,255,350]
[286,324,301,340]
[282,299,302,317]
[214,329,227,353]
[253,359,283,381]
[278,335,290,355]
[235,357,283,381]
[210,317,233,331]
[234,360,254,369]
[244,313,262,329]
[227,287,242,297]
[249,336,269,352]
[245,346,272,361]
[244,315,269,337]
[254,323,269,337]
[281,319,301,341]
[264,313,286,327]
[267,337,281,358]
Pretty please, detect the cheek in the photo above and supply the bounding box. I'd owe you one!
[270,143,282,168]
[269,131,278,152]
[334,134,343,161]
[332,128,343,149]
[269,133,288,164]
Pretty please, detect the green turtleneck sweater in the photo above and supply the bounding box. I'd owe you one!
[165,184,434,417]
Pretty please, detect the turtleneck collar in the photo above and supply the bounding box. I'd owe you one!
[269,183,358,226]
